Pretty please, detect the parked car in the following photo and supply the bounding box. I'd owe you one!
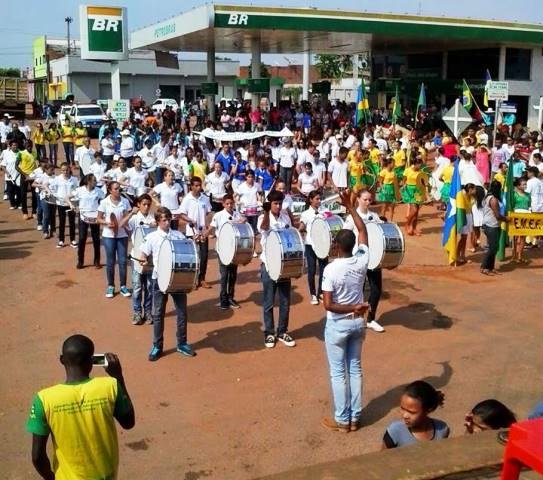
[151,98,179,114]
[66,104,107,136]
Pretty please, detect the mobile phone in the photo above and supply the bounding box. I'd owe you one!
[92,354,108,367]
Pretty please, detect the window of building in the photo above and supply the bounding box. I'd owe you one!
[447,48,499,79]
[505,48,531,80]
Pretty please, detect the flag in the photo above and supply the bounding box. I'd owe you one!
[392,84,401,125]
[442,161,467,265]
[355,78,370,125]
[415,82,426,123]
[496,158,515,261]
[483,69,492,108]
[462,79,474,113]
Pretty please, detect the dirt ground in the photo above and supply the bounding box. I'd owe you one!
[1,166,542,479]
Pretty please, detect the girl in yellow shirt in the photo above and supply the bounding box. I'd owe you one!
[392,141,406,180]
[377,158,400,221]
[32,123,47,160]
[439,161,455,206]
[402,158,427,235]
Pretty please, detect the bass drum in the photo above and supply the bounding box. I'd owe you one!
[310,214,344,259]
[366,222,405,270]
[216,222,254,266]
[264,228,304,282]
[132,226,157,274]
[157,239,199,293]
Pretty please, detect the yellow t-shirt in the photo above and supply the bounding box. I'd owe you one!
[348,159,364,178]
[46,129,61,143]
[61,126,74,143]
[32,130,45,145]
[494,172,505,187]
[26,377,131,480]
[17,150,37,175]
[369,147,381,165]
[380,169,396,185]
[393,149,406,168]
[347,150,362,163]
[403,166,422,186]
[440,164,454,184]
[191,160,207,181]
[74,127,88,146]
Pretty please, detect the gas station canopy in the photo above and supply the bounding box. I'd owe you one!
[130,4,543,54]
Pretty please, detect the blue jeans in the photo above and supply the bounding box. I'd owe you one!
[63,142,74,165]
[132,268,152,314]
[102,236,128,287]
[260,263,291,337]
[41,199,56,235]
[150,279,187,349]
[325,318,366,425]
[49,143,58,166]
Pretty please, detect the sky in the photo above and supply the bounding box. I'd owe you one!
[2,0,542,70]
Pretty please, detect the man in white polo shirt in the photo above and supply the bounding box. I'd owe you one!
[321,190,370,433]
[139,206,195,361]
[179,177,212,288]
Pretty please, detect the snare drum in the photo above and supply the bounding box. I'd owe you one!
[156,239,199,293]
[81,211,98,224]
[264,228,304,281]
[366,222,405,270]
[216,222,254,266]
[132,226,157,274]
[310,214,344,259]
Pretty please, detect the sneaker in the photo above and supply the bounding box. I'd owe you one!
[350,420,361,432]
[219,303,229,310]
[2,194,7,200]
[56,241,64,248]
[228,298,241,309]
[144,312,153,325]
[367,320,385,333]
[37,225,43,231]
[119,286,132,297]
[70,241,78,249]
[18,205,22,209]
[264,334,276,348]
[311,295,319,305]
[76,262,84,269]
[9,206,16,210]
[105,286,115,298]
[43,233,50,240]
[277,332,296,347]
[252,251,258,258]
[148,346,162,362]
[132,312,144,325]
[321,417,350,433]
[177,343,196,357]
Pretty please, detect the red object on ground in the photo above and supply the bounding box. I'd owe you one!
[501,419,543,479]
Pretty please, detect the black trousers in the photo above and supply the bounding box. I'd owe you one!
[57,206,76,243]
[20,178,37,215]
[305,244,327,296]
[188,237,209,282]
[6,181,21,208]
[366,268,382,321]
[219,260,238,305]
[481,225,500,271]
[78,219,101,265]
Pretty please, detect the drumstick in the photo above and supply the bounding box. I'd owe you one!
[127,254,146,264]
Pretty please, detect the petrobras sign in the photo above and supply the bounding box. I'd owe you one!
[80,6,128,61]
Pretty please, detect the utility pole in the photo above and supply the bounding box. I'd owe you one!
[65,16,73,55]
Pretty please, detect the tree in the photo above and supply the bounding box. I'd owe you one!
[314,54,352,80]
[248,63,270,78]
[0,68,21,78]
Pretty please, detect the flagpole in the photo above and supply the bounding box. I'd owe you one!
[492,99,501,148]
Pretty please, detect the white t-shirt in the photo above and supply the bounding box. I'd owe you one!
[278,146,297,168]
[282,193,293,212]
[107,167,128,183]
[312,161,327,185]
[101,138,115,156]
[257,210,292,266]
[123,167,148,189]
[299,207,325,246]
[120,136,135,158]
[72,186,105,215]
[153,182,183,211]
[295,149,312,169]
[297,171,319,194]
[344,134,357,150]
[526,177,543,213]
[328,159,348,188]
[210,209,242,232]
[321,245,370,322]
[205,171,229,199]
[140,228,185,279]
[138,147,156,171]
[151,142,170,167]
[89,162,108,185]
[50,175,78,202]
[344,207,382,255]
[236,182,261,213]
[97,196,131,238]
[179,192,211,236]
[165,154,184,180]
[74,146,95,169]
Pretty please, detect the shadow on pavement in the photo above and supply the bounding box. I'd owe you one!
[380,302,454,330]
[191,320,265,354]
[361,361,453,427]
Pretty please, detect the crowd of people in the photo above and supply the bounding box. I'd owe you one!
[1,96,542,479]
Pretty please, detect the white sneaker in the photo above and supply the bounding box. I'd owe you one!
[310,295,319,305]
[3,194,7,200]
[9,206,15,210]
[37,225,43,231]
[70,241,78,249]
[56,241,64,248]
[367,320,385,333]
[252,251,258,258]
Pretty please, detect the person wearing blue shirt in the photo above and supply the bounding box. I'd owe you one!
[255,157,276,196]
[216,144,234,175]
[511,155,526,179]
[231,151,248,190]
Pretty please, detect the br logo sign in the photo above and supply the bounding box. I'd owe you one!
[80,5,128,60]
[228,14,249,25]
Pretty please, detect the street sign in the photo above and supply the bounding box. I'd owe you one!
[442,99,474,138]
[79,6,128,61]
[487,81,509,101]
[107,99,130,122]
[501,102,517,113]
[155,88,162,98]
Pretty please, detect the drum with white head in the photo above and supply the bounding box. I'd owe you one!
[264,228,304,281]
[311,214,344,259]
[217,222,254,266]
[157,239,199,293]
[133,226,157,274]
[81,211,98,224]
[366,222,405,270]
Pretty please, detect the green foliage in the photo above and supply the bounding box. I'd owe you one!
[314,54,352,80]
[0,68,21,78]
[248,63,270,78]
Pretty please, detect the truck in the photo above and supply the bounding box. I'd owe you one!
[0,77,31,119]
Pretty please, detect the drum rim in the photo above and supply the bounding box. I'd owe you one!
[157,239,173,293]
[265,228,304,281]
[265,230,284,281]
